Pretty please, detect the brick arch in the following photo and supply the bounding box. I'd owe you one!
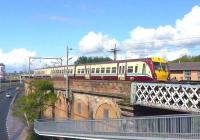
[54,92,67,119]
[93,99,120,119]
[72,98,89,120]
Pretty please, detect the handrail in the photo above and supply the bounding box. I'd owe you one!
[34,114,200,139]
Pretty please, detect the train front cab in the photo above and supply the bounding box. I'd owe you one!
[152,57,170,81]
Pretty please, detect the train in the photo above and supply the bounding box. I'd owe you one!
[33,57,170,81]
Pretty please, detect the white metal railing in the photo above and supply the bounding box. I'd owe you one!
[131,82,200,112]
[34,114,200,139]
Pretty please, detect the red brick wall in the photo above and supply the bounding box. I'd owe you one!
[24,78,132,119]
[51,78,131,97]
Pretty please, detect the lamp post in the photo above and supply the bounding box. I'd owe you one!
[65,45,72,118]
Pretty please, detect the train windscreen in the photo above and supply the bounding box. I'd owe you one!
[153,62,168,71]
[161,63,168,71]
[153,62,161,70]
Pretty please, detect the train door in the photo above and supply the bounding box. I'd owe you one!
[118,62,126,80]
[85,65,90,79]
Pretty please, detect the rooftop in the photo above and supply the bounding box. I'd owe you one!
[169,62,200,71]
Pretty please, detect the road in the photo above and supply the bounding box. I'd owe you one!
[0,89,15,140]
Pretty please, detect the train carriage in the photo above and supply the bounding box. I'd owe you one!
[33,57,170,82]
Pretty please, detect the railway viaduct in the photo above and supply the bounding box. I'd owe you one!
[24,77,192,120]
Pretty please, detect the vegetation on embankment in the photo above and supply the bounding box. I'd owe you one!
[74,56,112,64]
[12,79,57,140]
[171,55,200,63]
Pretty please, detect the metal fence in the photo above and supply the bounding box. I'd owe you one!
[0,81,20,92]
[131,82,200,113]
[34,114,200,139]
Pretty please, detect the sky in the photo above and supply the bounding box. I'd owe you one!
[0,0,200,72]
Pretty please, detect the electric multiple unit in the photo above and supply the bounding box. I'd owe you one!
[34,57,170,81]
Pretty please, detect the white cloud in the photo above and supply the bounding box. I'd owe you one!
[149,48,189,61]
[124,5,200,50]
[79,5,200,61]
[0,48,37,71]
[79,32,119,53]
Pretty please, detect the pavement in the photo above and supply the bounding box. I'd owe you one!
[6,88,27,140]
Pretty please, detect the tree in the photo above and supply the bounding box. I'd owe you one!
[74,56,112,65]
[12,79,57,127]
[172,55,200,63]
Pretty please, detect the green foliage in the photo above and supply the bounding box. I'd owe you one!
[30,79,54,93]
[172,55,200,63]
[12,79,57,126]
[74,56,112,65]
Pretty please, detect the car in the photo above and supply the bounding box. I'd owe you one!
[6,93,12,98]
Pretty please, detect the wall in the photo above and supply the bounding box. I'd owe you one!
[191,71,198,81]
[54,91,68,119]
[24,78,133,120]
[170,71,183,81]
[170,70,200,81]
[72,93,121,120]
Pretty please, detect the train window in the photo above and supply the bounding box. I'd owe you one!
[96,68,100,73]
[91,68,95,73]
[161,63,168,71]
[119,66,122,74]
[128,66,133,73]
[101,67,105,73]
[106,67,110,73]
[86,68,90,74]
[81,68,84,74]
[122,66,125,74]
[112,67,116,73]
[78,69,80,74]
[154,62,161,70]
[135,66,138,73]
[142,64,146,74]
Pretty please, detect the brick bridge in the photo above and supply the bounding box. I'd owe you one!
[24,77,194,120]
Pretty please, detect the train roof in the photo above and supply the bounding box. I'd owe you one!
[34,57,167,70]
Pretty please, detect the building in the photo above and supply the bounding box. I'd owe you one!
[0,63,5,80]
[169,62,200,81]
